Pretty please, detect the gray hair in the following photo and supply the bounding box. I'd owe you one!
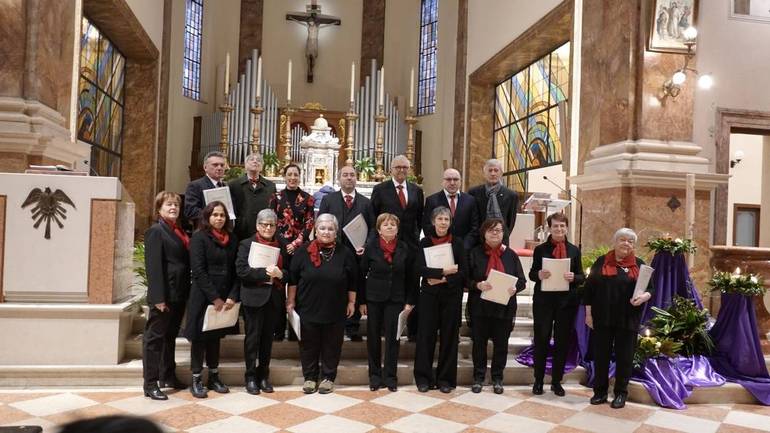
[431,206,452,223]
[203,151,225,165]
[245,153,264,164]
[256,208,277,224]
[483,159,502,170]
[612,227,638,243]
[315,213,339,232]
[391,155,410,167]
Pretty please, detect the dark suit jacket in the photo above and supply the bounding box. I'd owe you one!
[358,239,417,305]
[467,245,527,320]
[235,236,289,308]
[318,190,374,253]
[144,221,191,305]
[528,237,585,307]
[467,183,520,241]
[184,176,221,227]
[229,174,276,240]
[422,191,479,249]
[370,180,424,249]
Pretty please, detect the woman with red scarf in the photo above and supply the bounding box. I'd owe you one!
[287,213,358,394]
[413,207,467,393]
[184,201,239,398]
[529,213,584,397]
[584,227,653,409]
[143,192,191,400]
[468,218,527,394]
[235,209,289,395]
[359,213,416,392]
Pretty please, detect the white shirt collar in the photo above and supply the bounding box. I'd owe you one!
[207,175,223,187]
[392,178,406,189]
[444,190,459,199]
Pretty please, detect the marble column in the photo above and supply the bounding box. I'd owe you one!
[451,0,468,172]
[359,0,385,82]
[238,0,263,75]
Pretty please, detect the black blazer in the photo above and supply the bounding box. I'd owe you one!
[318,190,374,252]
[467,184,519,240]
[229,174,276,240]
[416,237,468,296]
[235,236,289,308]
[370,180,424,249]
[467,245,527,319]
[184,230,240,341]
[359,238,417,305]
[144,221,191,305]
[184,176,221,226]
[528,237,585,307]
[422,191,479,249]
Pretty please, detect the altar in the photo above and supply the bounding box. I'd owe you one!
[299,114,341,186]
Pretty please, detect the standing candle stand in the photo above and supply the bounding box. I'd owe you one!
[219,93,233,162]
[250,96,264,155]
[344,101,358,167]
[282,102,295,166]
[373,104,387,181]
[404,108,417,177]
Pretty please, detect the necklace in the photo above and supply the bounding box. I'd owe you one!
[319,246,335,262]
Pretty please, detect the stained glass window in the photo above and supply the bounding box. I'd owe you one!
[183,0,203,100]
[417,0,438,116]
[493,42,570,193]
[77,16,125,178]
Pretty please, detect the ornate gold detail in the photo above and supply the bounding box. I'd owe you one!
[300,101,326,111]
[338,119,346,144]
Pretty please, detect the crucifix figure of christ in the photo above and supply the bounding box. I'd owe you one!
[286,0,341,83]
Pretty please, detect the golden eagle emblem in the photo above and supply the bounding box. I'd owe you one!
[21,187,76,239]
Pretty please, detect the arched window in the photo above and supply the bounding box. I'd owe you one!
[78,16,125,178]
[417,0,438,116]
[183,0,204,100]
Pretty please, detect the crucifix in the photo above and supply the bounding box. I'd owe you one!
[286,0,341,83]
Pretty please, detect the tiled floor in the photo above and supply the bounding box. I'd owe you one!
[1,385,769,433]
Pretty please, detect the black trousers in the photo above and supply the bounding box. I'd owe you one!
[142,302,185,386]
[471,314,513,383]
[345,306,362,337]
[533,300,577,384]
[190,338,221,374]
[366,301,402,387]
[413,291,461,388]
[243,296,279,380]
[592,325,636,396]
[299,321,344,381]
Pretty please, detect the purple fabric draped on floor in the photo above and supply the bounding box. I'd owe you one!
[514,308,582,375]
[640,251,703,325]
[708,292,770,405]
[632,355,725,409]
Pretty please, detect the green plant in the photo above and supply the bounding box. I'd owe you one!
[132,240,147,288]
[633,333,682,368]
[263,151,280,173]
[224,165,244,182]
[581,245,610,275]
[646,237,697,255]
[646,296,714,357]
[708,269,765,297]
[354,157,375,178]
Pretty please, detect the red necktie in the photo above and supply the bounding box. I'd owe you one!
[449,194,456,216]
[344,194,353,209]
[397,185,407,209]
[249,177,258,188]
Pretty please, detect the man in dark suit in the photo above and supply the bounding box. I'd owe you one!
[229,153,276,240]
[184,151,228,228]
[422,168,479,249]
[467,158,519,244]
[319,165,374,341]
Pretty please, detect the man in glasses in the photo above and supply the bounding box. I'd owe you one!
[422,168,479,249]
[229,153,276,240]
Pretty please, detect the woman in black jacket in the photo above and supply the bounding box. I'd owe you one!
[529,213,584,397]
[413,206,467,393]
[359,213,415,392]
[468,218,527,394]
[142,192,191,400]
[235,209,289,395]
[184,201,239,398]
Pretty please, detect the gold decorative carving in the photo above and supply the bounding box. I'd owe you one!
[301,102,327,111]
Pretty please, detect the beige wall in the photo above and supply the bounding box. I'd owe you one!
[125,0,164,49]
[726,133,764,245]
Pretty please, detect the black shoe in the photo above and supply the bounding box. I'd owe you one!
[532,382,544,395]
[439,385,452,394]
[492,380,504,394]
[144,384,168,400]
[590,393,608,405]
[349,335,363,342]
[259,379,274,393]
[551,383,565,397]
[387,385,398,392]
[417,384,429,393]
[610,393,627,409]
[207,372,230,394]
[246,378,260,395]
[370,384,380,391]
[191,376,208,399]
[160,377,186,390]
[471,382,482,393]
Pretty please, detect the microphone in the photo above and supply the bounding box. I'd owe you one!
[542,175,583,250]
[83,159,100,177]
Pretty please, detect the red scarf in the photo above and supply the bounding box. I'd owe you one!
[211,228,230,247]
[307,239,335,267]
[431,233,453,245]
[162,218,190,250]
[602,250,639,280]
[379,237,397,263]
[255,235,283,270]
[484,243,505,277]
[551,237,567,259]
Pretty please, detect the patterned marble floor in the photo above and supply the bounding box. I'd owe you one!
[1,385,770,433]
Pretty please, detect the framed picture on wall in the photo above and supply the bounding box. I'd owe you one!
[730,0,770,23]
[648,0,699,53]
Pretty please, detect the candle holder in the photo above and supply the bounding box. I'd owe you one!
[250,96,264,155]
[374,104,387,182]
[219,93,233,162]
[404,107,417,177]
[344,100,358,167]
[282,102,295,166]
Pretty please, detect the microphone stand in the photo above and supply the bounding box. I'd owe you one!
[543,175,583,251]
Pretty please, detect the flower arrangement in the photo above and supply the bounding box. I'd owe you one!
[709,268,765,297]
[633,331,682,368]
[354,157,375,181]
[645,236,697,255]
[263,151,281,176]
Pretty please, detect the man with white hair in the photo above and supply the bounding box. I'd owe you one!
[229,153,276,240]
[467,159,519,244]
[370,155,424,250]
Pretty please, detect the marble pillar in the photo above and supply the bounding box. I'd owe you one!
[451,0,467,172]
[360,0,385,82]
[238,0,263,75]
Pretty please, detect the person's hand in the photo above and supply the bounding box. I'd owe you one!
[427,278,446,285]
[267,265,283,280]
[585,314,594,329]
[213,298,225,311]
[154,302,169,312]
[477,281,493,292]
[507,286,516,296]
[346,301,356,318]
[356,247,365,256]
[403,304,414,315]
[538,269,551,280]
[224,298,236,310]
[443,265,459,276]
[564,272,575,282]
[286,243,296,254]
[286,300,295,313]
[359,304,368,316]
[630,291,652,306]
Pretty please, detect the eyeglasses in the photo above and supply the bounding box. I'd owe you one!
[443,178,460,182]
[258,223,276,228]
[392,166,409,170]
[487,228,504,234]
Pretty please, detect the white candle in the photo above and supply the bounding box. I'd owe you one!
[378,67,384,106]
[224,52,230,93]
[287,60,292,102]
[409,67,415,109]
[256,56,262,98]
[350,62,355,102]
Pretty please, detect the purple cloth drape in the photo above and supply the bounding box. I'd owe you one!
[515,307,582,374]
[631,355,725,409]
[640,251,703,325]
[708,292,770,405]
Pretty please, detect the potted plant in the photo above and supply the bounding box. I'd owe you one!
[354,157,375,182]
[263,151,280,177]
[224,165,244,182]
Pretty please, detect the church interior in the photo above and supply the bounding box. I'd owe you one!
[1,0,770,431]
